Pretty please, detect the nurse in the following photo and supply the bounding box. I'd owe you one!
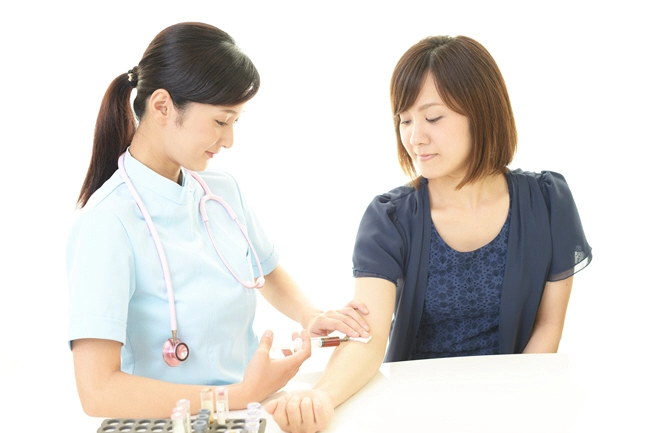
[67,22,369,419]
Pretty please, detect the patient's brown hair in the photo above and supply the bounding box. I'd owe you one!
[390,35,517,189]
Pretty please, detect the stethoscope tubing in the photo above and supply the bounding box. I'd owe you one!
[118,153,179,332]
[117,152,265,338]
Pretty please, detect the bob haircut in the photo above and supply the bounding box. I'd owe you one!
[390,35,517,189]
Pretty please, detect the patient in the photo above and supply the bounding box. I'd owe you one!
[265,34,592,433]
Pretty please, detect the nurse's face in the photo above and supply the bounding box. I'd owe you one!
[397,74,472,183]
[166,101,246,173]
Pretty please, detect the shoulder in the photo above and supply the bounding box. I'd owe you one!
[508,169,570,191]
[84,170,126,210]
[508,169,574,206]
[70,171,137,240]
[366,178,427,217]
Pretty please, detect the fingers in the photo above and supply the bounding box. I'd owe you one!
[280,331,302,357]
[312,309,371,338]
[293,329,311,361]
[300,396,316,425]
[346,299,370,315]
[264,399,278,415]
[287,395,306,429]
[268,393,329,433]
[257,330,274,354]
[312,397,325,426]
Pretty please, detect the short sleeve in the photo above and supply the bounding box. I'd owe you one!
[67,209,133,346]
[352,195,406,285]
[538,171,592,281]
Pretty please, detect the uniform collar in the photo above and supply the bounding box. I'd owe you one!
[123,148,191,205]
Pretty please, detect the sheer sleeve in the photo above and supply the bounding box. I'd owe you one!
[538,171,592,281]
[352,194,406,285]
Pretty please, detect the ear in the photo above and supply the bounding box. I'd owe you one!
[147,89,175,125]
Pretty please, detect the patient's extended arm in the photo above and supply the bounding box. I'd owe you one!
[264,277,396,433]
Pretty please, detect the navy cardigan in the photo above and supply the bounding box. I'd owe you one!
[352,170,592,362]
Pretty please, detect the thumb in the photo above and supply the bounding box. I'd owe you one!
[258,330,274,353]
[264,399,278,414]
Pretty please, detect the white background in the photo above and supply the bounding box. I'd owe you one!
[1,1,648,431]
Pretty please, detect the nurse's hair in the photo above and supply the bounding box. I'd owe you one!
[77,22,260,208]
[390,35,517,189]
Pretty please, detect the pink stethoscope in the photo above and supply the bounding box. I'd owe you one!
[118,153,265,367]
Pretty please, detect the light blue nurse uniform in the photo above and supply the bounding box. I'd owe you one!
[67,149,279,385]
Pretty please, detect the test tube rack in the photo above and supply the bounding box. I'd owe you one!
[96,417,267,432]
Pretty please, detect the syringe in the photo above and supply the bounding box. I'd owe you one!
[271,335,372,352]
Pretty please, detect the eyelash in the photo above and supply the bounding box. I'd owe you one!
[216,121,228,127]
[399,116,442,125]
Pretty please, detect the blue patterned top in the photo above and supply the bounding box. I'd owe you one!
[410,206,511,359]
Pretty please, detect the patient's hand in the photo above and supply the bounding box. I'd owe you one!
[265,389,334,433]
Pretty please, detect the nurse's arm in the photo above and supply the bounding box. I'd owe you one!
[523,276,573,353]
[265,277,395,432]
[258,265,370,338]
[71,334,307,418]
[72,338,208,418]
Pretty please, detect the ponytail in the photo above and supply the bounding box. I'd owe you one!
[77,70,137,208]
[77,22,260,208]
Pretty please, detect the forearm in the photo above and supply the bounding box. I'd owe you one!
[73,339,261,419]
[264,278,395,432]
[77,370,257,418]
[312,338,386,408]
[523,277,573,353]
[259,265,322,329]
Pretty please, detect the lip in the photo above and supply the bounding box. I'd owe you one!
[416,153,436,161]
[205,151,215,158]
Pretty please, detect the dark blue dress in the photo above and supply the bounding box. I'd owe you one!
[410,206,510,359]
[352,170,592,362]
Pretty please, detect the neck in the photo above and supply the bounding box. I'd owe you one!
[427,173,507,211]
[129,128,182,184]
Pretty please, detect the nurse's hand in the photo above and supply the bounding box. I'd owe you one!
[240,329,311,403]
[265,388,334,433]
[307,300,371,339]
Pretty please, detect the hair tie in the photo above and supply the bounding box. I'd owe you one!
[127,67,139,88]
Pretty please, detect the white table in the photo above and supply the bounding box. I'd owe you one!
[80,351,641,433]
[231,352,585,433]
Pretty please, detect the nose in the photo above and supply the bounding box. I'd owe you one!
[219,124,235,149]
[408,120,429,147]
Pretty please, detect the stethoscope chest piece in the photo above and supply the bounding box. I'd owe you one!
[162,331,189,367]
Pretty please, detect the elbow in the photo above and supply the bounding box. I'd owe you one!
[523,323,563,353]
[77,388,109,418]
[75,376,117,418]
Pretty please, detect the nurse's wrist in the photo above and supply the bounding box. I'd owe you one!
[225,381,255,410]
[302,310,324,334]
